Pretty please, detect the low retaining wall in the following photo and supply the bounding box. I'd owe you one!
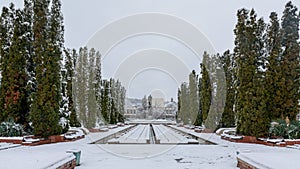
[237,157,259,169]
[0,135,85,146]
[56,158,76,169]
[0,138,23,144]
[222,135,300,147]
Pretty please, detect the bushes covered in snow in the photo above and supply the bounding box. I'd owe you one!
[0,121,24,137]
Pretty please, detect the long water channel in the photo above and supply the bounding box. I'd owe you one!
[94,124,214,145]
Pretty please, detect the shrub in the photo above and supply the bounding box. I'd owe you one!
[0,120,24,137]
[269,119,300,139]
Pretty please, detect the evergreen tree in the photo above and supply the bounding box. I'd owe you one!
[73,47,109,127]
[31,0,62,137]
[0,4,15,122]
[280,1,300,120]
[109,78,117,124]
[49,0,66,130]
[188,70,199,124]
[109,99,116,124]
[74,47,88,127]
[142,95,148,111]
[234,9,248,136]
[74,47,104,128]
[23,0,35,117]
[147,94,152,117]
[194,78,202,126]
[4,9,30,125]
[94,50,102,125]
[86,48,97,128]
[204,54,225,130]
[107,79,126,124]
[200,51,211,122]
[176,88,181,123]
[59,56,69,131]
[118,86,126,122]
[148,95,152,109]
[265,12,283,120]
[65,49,80,127]
[234,9,270,137]
[101,80,110,123]
[179,82,189,124]
[219,51,235,128]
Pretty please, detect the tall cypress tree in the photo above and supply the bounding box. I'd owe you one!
[119,85,126,122]
[49,0,65,128]
[178,82,189,124]
[204,54,225,130]
[188,70,199,124]
[234,9,249,136]
[65,49,80,127]
[94,50,102,125]
[176,88,181,122]
[31,0,62,137]
[280,1,300,120]
[86,48,97,128]
[0,4,15,122]
[23,0,35,115]
[194,77,202,126]
[109,99,116,124]
[265,12,283,120]
[76,47,89,127]
[4,9,29,125]
[219,50,235,128]
[201,51,211,122]
[252,16,269,137]
[235,9,270,137]
[101,80,110,123]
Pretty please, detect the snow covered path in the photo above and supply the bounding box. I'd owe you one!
[77,144,238,169]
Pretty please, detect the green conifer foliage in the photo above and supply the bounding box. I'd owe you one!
[280,1,300,120]
[234,9,270,137]
[0,5,15,122]
[200,52,211,122]
[219,51,235,128]
[30,0,62,137]
[265,12,283,120]
[5,9,29,125]
[189,70,199,124]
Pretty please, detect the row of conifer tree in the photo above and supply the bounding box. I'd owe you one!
[0,0,125,138]
[177,1,300,137]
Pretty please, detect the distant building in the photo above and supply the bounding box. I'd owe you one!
[125,106,137,119]
[164,102,177,120]
[152,98,165,108]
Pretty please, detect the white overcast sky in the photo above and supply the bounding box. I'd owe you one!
[1,0,299,100]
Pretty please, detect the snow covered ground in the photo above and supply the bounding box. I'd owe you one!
[0,142,21,150]
[170,125,300,169]
[0,124,300,169]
